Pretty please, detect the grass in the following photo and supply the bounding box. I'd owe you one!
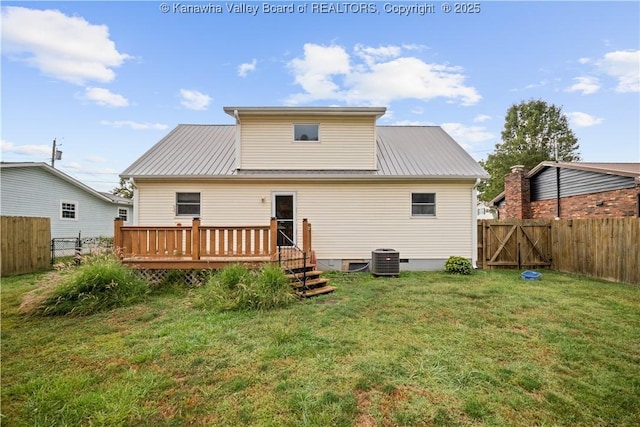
[2,269,639,426]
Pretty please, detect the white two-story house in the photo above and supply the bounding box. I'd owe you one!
[120,106,488,271]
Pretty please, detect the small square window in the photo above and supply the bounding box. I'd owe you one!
[61,201,77,220]
[118,208,128,221]
[176,192,200,216]
[294,124,319,142]
[411,193,436,216]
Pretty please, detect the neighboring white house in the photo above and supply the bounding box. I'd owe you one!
[1,162,132,238]
[477,201,498,219]
[121,106,488,270]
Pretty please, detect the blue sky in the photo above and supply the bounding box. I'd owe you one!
[2,1,639,192]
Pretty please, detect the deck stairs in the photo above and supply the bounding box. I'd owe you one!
[280,251,336,297]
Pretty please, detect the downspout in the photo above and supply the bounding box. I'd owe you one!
[130,178,139,225]
[555,165,561,219]
[234,109,241,171]
[471,178,480,268]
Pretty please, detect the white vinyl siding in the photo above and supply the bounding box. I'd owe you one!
[0,165,132,238]
[135,179,476,260]
[239,115,377,170]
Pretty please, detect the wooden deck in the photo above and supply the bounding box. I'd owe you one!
[114,217,334,296]
[114,217,311,270]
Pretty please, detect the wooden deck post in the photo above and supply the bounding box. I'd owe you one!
[302,218,310,254]
[192,217,201,261]
[269,217,278,260]
[114,217,124,259]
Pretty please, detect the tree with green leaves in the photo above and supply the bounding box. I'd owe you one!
[478,99,581,202]
[112,178,134,199]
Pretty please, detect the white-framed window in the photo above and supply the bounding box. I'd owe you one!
[411,193,436,216]
[293,124,319,142]
[118,208,128,221]
[176,192,200,216]
[60,201,78,220]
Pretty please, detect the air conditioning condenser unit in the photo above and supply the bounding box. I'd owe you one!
[371,249,400,276]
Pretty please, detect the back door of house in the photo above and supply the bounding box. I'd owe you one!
[272,193,296,246]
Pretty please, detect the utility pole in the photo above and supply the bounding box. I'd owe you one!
[51,138,62,167]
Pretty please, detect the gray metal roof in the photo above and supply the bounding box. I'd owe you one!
[121,124,488,180]
[224,106,387,118]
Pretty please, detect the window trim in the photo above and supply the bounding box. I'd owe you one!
[293,123,320,142]
[60,200,78,221]
[118,208,128,222]
[411,193,436,217]
[175,192,201,217]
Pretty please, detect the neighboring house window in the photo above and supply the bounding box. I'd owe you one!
[411,193,436,216]
[60,201,77,220]
[293,124,319,142]
[176,192,200,216]
[118,208,128,221]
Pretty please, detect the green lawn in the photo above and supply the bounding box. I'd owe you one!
[2,269,639,426]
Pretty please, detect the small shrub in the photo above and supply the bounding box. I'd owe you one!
[33,254,149,316]
[196,264,296,311]
[445,256,473,275]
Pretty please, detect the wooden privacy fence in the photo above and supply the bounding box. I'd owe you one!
[1,216,51,276]
[552,218,639,285]
[478,218,640,285]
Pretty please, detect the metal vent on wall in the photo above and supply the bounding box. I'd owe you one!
[371,249,400,276]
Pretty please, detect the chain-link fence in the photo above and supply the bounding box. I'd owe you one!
[51,234,114,264]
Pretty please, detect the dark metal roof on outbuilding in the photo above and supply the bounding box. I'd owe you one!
[121,124,488,180]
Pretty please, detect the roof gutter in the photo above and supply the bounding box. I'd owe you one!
[124,174,486,182]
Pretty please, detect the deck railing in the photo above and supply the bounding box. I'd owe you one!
[114,217,312,262]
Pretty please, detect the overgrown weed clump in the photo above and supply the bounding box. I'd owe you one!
[196,263,296,311]
[30,254,149,316]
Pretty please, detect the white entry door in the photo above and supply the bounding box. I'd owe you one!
[272,192,296,247]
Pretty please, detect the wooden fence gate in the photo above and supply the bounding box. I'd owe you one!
[478,220,552,270]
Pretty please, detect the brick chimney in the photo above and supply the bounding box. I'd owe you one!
[503,165,531,219]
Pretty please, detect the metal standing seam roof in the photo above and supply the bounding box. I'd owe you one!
[120,124,488,179]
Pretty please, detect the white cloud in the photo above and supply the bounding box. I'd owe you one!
[1,139,51,157]
[354,44,402,66]
[565,76,600,95]
[1,6,130,85]
[525,80,549,90]
[100,120,168,130]
[238,59,257,77]
[179,89,212,110]
[287,44,351,102]
[473,114,491,123]
[82,87,129,107]
[578,57,591,64]
[439,122,495,145]
[598,50,639,93]
[286,43,480,106]
[84,155,108,163]
[566,112,603,127]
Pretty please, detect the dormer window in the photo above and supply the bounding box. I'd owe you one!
[293,124,319,142]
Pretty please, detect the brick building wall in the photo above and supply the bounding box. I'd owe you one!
[501,165,531,219]
[495,165,639,220]
[530,187,639,219]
